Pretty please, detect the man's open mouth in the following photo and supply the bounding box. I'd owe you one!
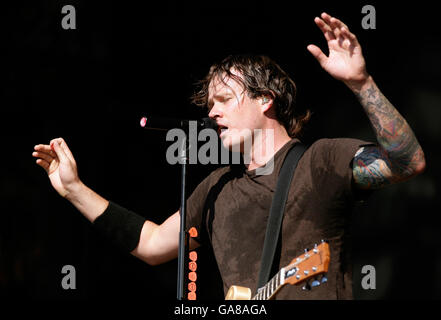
[218,125,228,136]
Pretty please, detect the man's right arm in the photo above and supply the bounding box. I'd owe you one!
[66,183,199,265]
[33,137,199,266]
[131,210,200,265]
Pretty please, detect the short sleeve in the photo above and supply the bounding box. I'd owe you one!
[309,138,375,201]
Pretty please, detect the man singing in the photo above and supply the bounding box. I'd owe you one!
[32,13,425,299]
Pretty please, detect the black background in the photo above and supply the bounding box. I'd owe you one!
[2,0,440,302]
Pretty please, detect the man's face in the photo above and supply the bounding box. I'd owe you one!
[207,72,264,152]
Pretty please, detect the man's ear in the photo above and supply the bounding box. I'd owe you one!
[261,94,274,113]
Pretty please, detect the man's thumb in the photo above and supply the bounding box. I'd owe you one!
[51,139,68,162]
[307,44,327,67]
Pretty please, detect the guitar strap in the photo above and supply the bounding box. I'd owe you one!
[257,142,308,290]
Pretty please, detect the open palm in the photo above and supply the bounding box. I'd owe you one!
[307,13,368,84]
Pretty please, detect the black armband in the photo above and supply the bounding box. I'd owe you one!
[92,201,146,252]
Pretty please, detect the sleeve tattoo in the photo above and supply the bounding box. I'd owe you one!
[352,82,425,189]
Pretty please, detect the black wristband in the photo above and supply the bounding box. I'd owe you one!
[92,201,146,252]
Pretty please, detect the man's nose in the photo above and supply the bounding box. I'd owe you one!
[208,103,223,119]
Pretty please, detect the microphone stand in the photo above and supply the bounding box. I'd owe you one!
[139,116,217,300]
[177,134,188,300]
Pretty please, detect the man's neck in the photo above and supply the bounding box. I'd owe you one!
[245,126,292,171]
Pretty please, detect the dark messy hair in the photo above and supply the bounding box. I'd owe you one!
[191,54,311,138]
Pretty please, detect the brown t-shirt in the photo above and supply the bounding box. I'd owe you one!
[186,138,372,300]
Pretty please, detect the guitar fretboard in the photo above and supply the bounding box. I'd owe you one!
[249,243,327,300]
[252,269,286,300]
[252,263,302,300]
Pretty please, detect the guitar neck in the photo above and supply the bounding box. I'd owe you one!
[238,242,329,300]
[252,269,286,300]
[251,246,324,300]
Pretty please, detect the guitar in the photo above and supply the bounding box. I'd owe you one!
[225,241,330,300]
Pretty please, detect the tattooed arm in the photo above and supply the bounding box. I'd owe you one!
[308,12,425,190]
[350,77,425,189]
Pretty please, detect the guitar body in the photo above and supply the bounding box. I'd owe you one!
[225,285,252,300]
[225,242,330,300]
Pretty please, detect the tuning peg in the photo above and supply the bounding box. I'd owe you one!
[304,248,309,258]
[313,244,318,254]
[302,281,311,291]
[311,278,321,287]
[321,274,328,284]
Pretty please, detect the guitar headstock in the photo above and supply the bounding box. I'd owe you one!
[283,241,330,289]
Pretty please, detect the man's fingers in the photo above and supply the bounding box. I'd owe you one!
[321,12,332,21]
[314,17,336,41]
[307,44,328,67]
[317,13,359,52]
[34,144,57,158]
[32,151,54,164]
[321,13,356,43]
[36,158,50,173]
[341,26,359,46]
[336,27,359,53]
[320,12,338,33]
[321,12,348,30]
[58,139,76,163]
[51,139,69,163]
[333,17,349,31]
[50,138,75,163]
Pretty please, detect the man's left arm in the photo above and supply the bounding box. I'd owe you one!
[308,12,426,190]
[350,76,425,189]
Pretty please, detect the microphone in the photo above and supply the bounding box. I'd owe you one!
[140,116,218,131]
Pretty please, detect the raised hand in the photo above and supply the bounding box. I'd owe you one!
[32,137,81,198]
[307,12,369,86]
